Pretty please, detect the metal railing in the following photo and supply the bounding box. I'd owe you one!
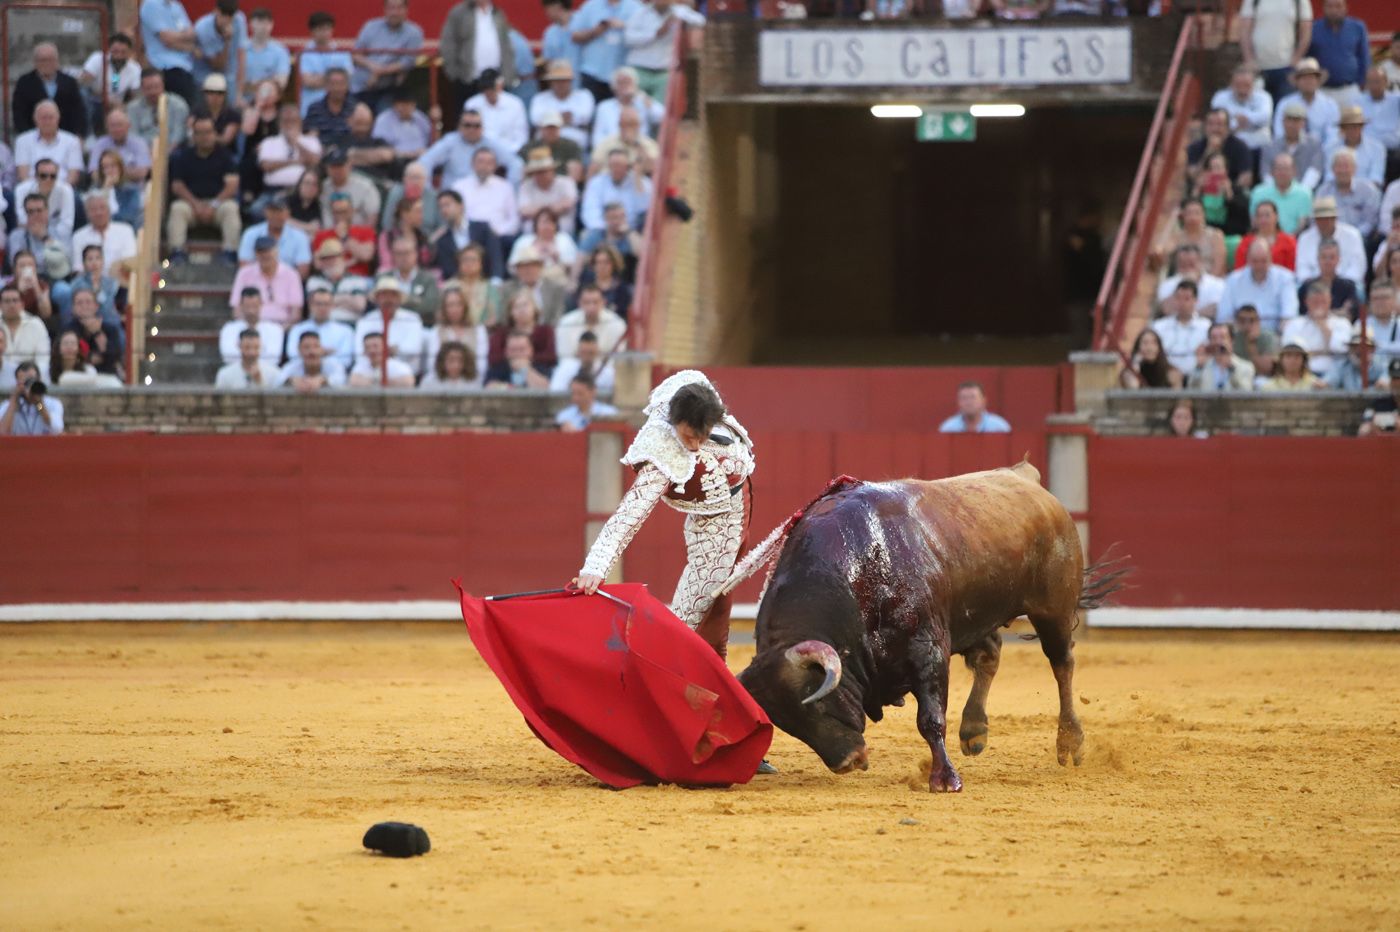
[126,94,168,386]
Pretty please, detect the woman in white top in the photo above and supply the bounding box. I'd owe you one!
[419,340,479,391]
[508,208,578,286]
[50,331,97,384]
[422,287,487,379]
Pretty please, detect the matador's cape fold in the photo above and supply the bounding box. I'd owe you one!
[457,582,773,789]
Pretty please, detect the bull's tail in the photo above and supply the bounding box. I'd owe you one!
[1078,544,1132,611]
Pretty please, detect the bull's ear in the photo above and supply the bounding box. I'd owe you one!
[784,640,842,705]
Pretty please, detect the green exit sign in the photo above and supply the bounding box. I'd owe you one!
[916,110,976,142]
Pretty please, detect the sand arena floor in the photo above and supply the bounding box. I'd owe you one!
[3,621,1400,930]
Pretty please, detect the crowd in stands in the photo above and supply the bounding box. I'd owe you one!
[0,0,703,424]
[1126,3,1400,396]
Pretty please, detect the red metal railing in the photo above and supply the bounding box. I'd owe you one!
[627,25,690,354]
[0,2,109,145]
[1091,16,1201,356]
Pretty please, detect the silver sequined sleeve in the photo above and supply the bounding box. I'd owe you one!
[579,465,670,579]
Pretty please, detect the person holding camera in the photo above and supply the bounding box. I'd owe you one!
[1188,322,1258,390]
[0,361,63,435]
[1358,359,1400,436]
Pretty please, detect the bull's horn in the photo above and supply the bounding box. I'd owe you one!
[784,640,842,705]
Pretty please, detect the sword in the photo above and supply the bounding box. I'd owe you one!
[486,587,633,609]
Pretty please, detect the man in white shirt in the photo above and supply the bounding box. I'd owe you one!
[0,285,51,375]
[219,288,285,364]
[279,331,347,391]
[1359,65,1400,150]
[80,33,145,106]
[13,158,77,245]
[355,278,426,376]
[256,103,323,202]
[1358,281,1400,368]
[1152,281,1213,373]
[70,192,138,279]
[529,60,594,148]
[1218,239,1300,330]
[349,331,415,387]
[451,148,520,238]
[591,66,665,148]
[517,151,579,234]
[13,101,84,185]
[0,362,63,435]
[1294,195,1367,286]
[1156,244,1225,317]
[1281,281,1351,377]
[549,330,616,393]
[215,329,281,387]
[465,69,529,153]
[1211,64,1275,150]
[556,284,626,359]
[623,0,704,100]
[1239,0,1312,104]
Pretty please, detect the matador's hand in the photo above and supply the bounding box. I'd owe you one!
[574,574,605,595]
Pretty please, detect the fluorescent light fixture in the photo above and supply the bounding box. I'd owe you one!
[870,104,923,119]
[970,103,1026,118]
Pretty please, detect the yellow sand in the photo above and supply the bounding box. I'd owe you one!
[3,622,1399,930]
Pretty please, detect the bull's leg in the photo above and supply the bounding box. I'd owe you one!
[957,631,1002,757]
[1028,612,1084,767]
[910,630,962,793]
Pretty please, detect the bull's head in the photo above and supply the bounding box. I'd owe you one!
[738,640,869,774]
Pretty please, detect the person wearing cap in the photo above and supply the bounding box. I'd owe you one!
[304,68,358,146]
[1209,65,1274,152]
[502,244,569,323]
[279,329,347,391]
[1272,57,1342,144]
[351,0,425,110]
[518,114,585,181]
[1259,337,1324,390]
[570,0,642,103]
[1219,237,1299,332]
[1295,195,1366,286]
[1282,280,1351,377]
[1240,0,1312,104]
[287,286,356,367]
[1306,0,1370,106]
[415,107,521,189]
[1249,152,1313,235]
[1322,107,1386,187]
[219,287,285,364]
[624,0,704,101]
[230,234,304,326]
[1259,102,1326,189]
[591,66,664,149]
[198,74,243,149]
[1325,332,1387,389]
[349,331,416,387]
[238,195,312,276]
[255,103,322,210]
[1296,239,1361,319]
[1315,148,1382,239]
[320,152,382,228]
[1358,281,1400,368]
[1358,66,1400,151]
[243,9,291,99]
[315,193,378,276]
[465,68,529,153]
[192,0,247,93]
[518,151,579,234]
[1357,358,1400,435]
[306,238,373,325]
[128,68,192,150]
[373,88,433,163]
[542,0,583,92]
[298,12,354,117]
[355,276,427,376]
[529,61,595,149]
[70,191,137,281]
[581,147,652,234]
[1187,322,1256,391]
[215,328,280,389]
[441,0,518,118]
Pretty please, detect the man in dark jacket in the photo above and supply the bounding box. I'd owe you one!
[12,43,88,137]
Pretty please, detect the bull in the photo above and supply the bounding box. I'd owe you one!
[734,461,1126,792]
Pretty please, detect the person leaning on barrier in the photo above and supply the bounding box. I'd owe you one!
[1282,280,1352,377]
[215,329,280,388]
[1232,305,1281,377]
[1358,358,1400,436]
[0,361,63,435]
[1188,323,1257,391]
[1325,333,1388,390]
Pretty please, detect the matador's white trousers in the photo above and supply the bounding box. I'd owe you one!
[671,503,748,628]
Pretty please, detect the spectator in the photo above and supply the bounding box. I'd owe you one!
[1307,0,1370,105]
[1382,34,1400,92]
[582,149,652,235]
[305,69,357,145]
[315,194,378,276]
[1187,108,1254,191]
[79,33,143,110]
[517,152,580,236]
[66,289,124,379]
[1235,200,1298,271]
[1260,102,1326,190]
[1240,0,1312,104]
[1298,240,1361,319]
[431,189,502,281]
[1157,244,1224,317]
[1232,304,1280,377]
[593,67,664,148]
[0,361,62,435]
[502,245,569,323]
[88,110,153,185]
[8,251,65,339]
[555,372,617,430]
[230,235,304,326]
[1152,280,1213,373]
[542,0,583,91]
[1324,107,1386,186]
[1189,151,1248,235]
[1315,148,1382,239]
[343,104,398,181]
[305,241,372,324]
[441,0,518,116]
[1295,195,1366,286]
[1378,240,1400,283]
[13,43,88,138]
[423,287,485,377]
[571,0,641,102]
[1249,153,1313,234]
[1210,65,1273,151]
[510,208,578,279]
[350,331,416,386]
[589,106,658,177]
[1274,57,1343,144]
[1358,281,1399,367]
[239,196,313,276]
[255,106,323,212]
[485,329,550,389]
[578,200,643,274]
[1155,200,1227,278]
[14,102,83,185]
[287,169,325,237]
[420,340,479,390]
[556,283,626,359]
[50,323,96,384]
[140,0,199,104]
[374,87,433,163]
[0,285,51,374]
[351,0,425,111]
[220,288,285,363]
[937,381,1010,433]
[416,107,520,190]
[287,287,357,367]
[549,329,615,393]
[166,115,242,266]
[1359,67,1400,151]
[384,234,441,325]
[1121,327,1182,390]
[441,242,504,325]
[1260,337,1325,389]
[452,148,521,244]
[625,0,703,101]
[215,328,280,387]
[357,277,427,374]
[238,79,281,202]
[489,290,556,368]
[198,75,242,149]
[520,114,585,184]
[1188,322,1257,390]
[128,68,191,150]
[243,9,291,99]
[71,193,137,280]
[15,159,77,245]
[193,0,247,92]
[1357,358,1400,435]
[94,150,145,230]
[1282,280,1351,377]
[9,195,71,283]
[1220,238,1299,329]
[0,330,11,385]
[1326,333,1387,389]
[387,196,434,267]
[72,244,127,329]
[299,12,355,116]
[466,69,530,153]
[576,244,631,319]
[1166,398,1205,438]
[279,330,347,391]
[320,150,382,227]
[530,61,594,148]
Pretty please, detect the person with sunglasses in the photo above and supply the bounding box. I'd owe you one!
[413,107,520,189]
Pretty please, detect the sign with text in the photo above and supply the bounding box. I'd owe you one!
[759,27,1132,87]
[917,111,975,142]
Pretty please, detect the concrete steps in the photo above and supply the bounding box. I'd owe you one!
[144,239,237,386]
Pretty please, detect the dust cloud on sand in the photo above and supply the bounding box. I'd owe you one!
[3,622,1399,930]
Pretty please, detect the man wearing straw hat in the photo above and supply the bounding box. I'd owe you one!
[1324,105,1386,186]
[355,275,426,376]
[517,149,579,233]
[1273,57,1342,143]
[529,60,594,148]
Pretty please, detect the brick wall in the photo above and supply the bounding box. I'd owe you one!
[52,388,579,434]
[1097,390,1382,437]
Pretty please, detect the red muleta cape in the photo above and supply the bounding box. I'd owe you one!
[457,582,773,789]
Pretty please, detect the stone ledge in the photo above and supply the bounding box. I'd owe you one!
[1100,389,1381,437]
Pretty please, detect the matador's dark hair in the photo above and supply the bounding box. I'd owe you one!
[668,383,726,436]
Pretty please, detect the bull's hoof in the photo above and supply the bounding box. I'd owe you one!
[1056,722,1085,767]
[929,768,963,793]
[959,724,988,757]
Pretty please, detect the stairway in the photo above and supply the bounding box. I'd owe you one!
[146,239,237,385]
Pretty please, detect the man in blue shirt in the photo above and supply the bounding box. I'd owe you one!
[140,0,199,104]
[1308,0,1370,104]
[580,148,651,233]
[192,0,247,92]
[542,0,581,91]
[555,372,619,431]
[243,8,291,100]
[937,382,1011,434]
[415,109,521,188]
[299,12,355,116]
[351,0,425,113]
[570,0,642,102]
[237,196,312,275]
